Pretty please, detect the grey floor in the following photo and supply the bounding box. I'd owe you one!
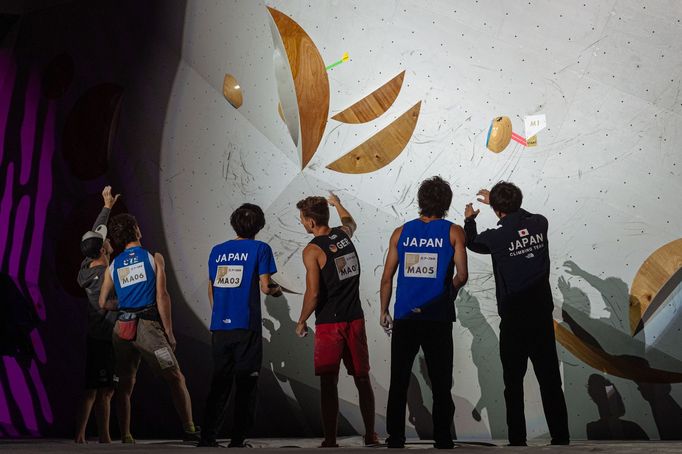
[2,437,682,453]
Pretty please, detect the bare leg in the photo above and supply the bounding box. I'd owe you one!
[116,375,136,441]
[353,376,377,444]
[75,389,97,443]
[320,374,339,447]
[94,387,114,443]
[162,368,194,427]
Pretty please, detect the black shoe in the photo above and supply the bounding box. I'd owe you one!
[551,439,570,446]
[228,440,252,448]
[386,436,405,449]
[507,441,527,446]
[184,426,202,443]
[197,439,219,447]
[434,441,455,449]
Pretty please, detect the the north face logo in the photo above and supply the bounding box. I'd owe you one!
[518,229,529,237]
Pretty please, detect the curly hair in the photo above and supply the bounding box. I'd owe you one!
[417,176,452,218]
[296,196,329,227]
[108,213,139,248]
[489,181,523,214]
[230,203,266,239]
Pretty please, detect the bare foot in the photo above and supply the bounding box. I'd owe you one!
[74,435,86,444]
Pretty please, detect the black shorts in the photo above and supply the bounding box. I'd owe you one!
[211,329,263,374]
[85,337,116,389]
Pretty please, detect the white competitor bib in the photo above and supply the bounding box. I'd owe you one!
[334,252,360,281]
[214,265,244,288]
[404,252,438,278]
[117,262,147,288]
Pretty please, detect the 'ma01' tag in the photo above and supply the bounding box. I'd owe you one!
[526,135,537,147]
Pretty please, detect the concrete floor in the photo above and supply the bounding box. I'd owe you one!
[2,437,682,453]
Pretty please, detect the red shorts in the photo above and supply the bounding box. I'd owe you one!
[314,318,370,377]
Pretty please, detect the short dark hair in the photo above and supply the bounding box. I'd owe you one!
[80,237,103,259]
[489,181,522,214]
[230,203,266,239]
[109,213,139,248]
[417,176,452,218]
[296,196,329,227]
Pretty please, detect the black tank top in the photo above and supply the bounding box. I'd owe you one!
[309,227,364,324]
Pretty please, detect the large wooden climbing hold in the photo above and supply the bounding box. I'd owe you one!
[486,116,512,153]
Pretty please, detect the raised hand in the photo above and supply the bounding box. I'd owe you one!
[102,186,121,209]
[327,191,341,207]
[464,203,480,219]
[476,189,490,205]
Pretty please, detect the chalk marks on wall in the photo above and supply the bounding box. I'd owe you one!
[326,101,421,174]
[267,6,330,170]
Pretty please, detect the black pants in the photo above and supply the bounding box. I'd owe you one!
[499,308,569,444]
[386,320,455,447]
[201,329,262,443]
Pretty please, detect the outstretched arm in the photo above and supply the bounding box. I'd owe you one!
[380,227,401,334]
[297,245,321,336]
[464,202,491,254]
[328,192,357,237]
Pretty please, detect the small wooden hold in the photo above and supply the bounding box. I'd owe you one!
[222,73,243,109]
[486,116,512,153]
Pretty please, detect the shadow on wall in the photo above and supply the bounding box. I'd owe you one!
[457,289,506,439]
[557,261,682,440]
[257,294,357,437]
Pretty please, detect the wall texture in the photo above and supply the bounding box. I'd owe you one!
[155,0,682,441]
[1,0,682,442]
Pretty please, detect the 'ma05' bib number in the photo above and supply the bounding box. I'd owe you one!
[214,265,243,288]
[403,252,438,278]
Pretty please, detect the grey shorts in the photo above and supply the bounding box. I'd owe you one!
[112,318,179,378]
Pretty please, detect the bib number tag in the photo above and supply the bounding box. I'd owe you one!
[404,253,438,278]
[214,265,244,288]
[117,262,147,288]
[334,252,360,281]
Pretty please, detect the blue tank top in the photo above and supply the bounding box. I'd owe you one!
[110,246,157,310]
[395,218,456,321]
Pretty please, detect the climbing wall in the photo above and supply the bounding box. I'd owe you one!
[151,0,682,440]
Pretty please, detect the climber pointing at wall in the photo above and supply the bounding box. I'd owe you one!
[463,181,570,446]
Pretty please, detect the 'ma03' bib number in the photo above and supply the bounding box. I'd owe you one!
[403,252,438,278]
[214,265,243,288]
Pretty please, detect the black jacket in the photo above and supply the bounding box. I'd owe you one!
[464,209,553,316]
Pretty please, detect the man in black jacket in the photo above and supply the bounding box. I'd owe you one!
[463,181,569,446]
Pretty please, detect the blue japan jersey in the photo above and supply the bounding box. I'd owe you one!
[395,219,456,321]
[208,239,277,331]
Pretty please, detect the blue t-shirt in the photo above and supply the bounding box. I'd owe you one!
[395,219,456,321]
[110,246,157,310]
[208,239,277,331]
